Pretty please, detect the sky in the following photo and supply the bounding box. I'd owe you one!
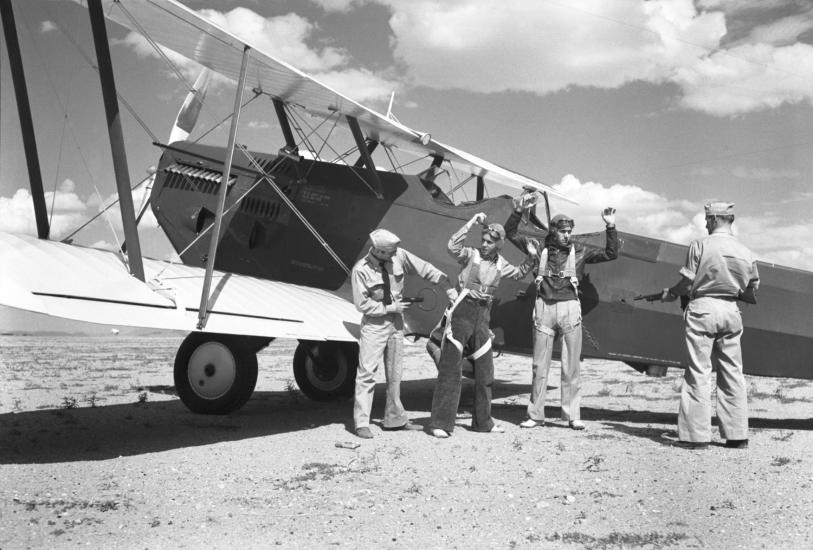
[1,0,812,279]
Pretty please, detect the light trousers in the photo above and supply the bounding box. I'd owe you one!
[679,297,749,442]
[353,314,408,430]
[527,298,583,422]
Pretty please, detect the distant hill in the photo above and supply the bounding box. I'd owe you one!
[0,306,184,336]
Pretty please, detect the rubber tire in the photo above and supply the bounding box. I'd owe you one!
[174,333,258,414]
[293,340,358,402]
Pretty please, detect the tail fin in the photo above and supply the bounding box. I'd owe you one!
[168,68,211,143]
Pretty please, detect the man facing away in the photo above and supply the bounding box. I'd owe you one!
[505,199,618,430]
[351,228,456,439]
[656,202,759,450]
[429,213,534,438]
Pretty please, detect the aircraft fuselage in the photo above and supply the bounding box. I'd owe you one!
[151,142,813,380]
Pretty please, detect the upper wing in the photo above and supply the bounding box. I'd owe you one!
[0,232,360,341]
[93,0,573,202]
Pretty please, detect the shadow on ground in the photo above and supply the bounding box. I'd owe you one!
[2,378,810,464]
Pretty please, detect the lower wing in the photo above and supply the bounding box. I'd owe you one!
[0,232,359,341]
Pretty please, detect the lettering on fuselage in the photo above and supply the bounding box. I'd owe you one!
[300,187,331,207]
[290,259,326,272]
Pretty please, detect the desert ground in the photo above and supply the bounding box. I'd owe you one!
[0,334,811,549]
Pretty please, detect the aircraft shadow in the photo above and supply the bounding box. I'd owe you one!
[0,389,355,465]
[3,378,809,464]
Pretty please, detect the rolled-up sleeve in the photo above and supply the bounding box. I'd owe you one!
[679,241,702,281]
[448,223,473,264]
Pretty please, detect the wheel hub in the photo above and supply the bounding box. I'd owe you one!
[306,345,347,391]
[187,341,236,400]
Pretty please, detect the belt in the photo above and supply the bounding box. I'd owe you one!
[463,294,492,306]
[541,270,576,278]
[692,295,737,301]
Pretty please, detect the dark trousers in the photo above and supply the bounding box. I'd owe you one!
[430,298,495,432]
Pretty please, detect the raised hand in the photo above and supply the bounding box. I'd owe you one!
[513,192,540,211]
[601,207,616,227]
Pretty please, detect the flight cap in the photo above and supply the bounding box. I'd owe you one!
[705,202,735,216]
[370,228,400,251]
[550,213,575,230]
[484,223,505,241]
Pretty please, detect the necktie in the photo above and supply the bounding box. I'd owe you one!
[379,261,392,305]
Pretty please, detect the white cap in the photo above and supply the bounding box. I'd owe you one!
[370,228,400,252]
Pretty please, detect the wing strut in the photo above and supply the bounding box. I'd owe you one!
[354,140,379,168]
[1,0,49,239]
[197,45,251,330]
[346,116,383,199]
[272,98,297,151]
[87,0,144,280]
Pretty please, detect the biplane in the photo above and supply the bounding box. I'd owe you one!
[1,0,811,415]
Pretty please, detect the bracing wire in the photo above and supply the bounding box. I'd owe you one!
[235,143,351,276]
[91,184,126,264]
[285,106,380,197]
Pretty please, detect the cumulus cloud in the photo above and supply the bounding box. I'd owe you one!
[0,177,157,242]
[674,41,813,115]
[116,6,397,103]
[377,0,813,116]
[383,1,721,92]
[317,68,400,102]
[551,174,705,242]
[310,0,369,14]
[0,185,86,239]
[548,174,813,271]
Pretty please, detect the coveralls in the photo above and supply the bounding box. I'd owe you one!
[677,232,759,443]
[505,211,618,423]
[429,222,533,433]
[351,248,447,430]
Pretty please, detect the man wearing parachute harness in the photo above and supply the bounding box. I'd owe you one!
[506,199,618,430]
[428,213,535,438]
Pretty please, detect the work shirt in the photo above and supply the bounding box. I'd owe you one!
[505,210,618,301]
[352,248,447,317]
[679,231,760,299]
[448,222,533,301]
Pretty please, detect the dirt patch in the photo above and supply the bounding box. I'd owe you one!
[1,335,811,548]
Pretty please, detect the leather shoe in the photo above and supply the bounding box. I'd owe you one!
[488,424,505,433]
[568,420,586,431]
[355,427,374,439]
[430,428,450,438]
[383,422,422,431]
[725,439,748,449]
[520,418,545,429]
[673,440,709,450]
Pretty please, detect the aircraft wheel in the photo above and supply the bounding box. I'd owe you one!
[174,333,258,414]
[293,340,358,401]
